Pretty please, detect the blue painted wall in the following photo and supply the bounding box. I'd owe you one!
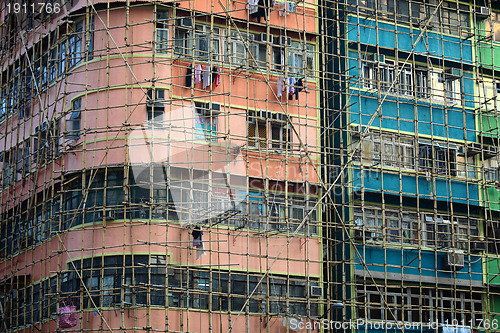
[347,16,473,65]
[351,167,481,205]
[354,246,483,284]
[348,96,475,141]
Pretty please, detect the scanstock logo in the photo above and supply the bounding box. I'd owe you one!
[128,105,244,226]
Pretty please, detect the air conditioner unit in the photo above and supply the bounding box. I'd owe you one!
[195,102,209,116]
[275,36,292,46]
[471,241,486,253]
[272,112,287,121]
[366,54,385,63]
[445,68,461,79]
[310,285,323,297]
[177,17,193,28]
[258,110,270,119]
[260,33,272,42]
[98,209,116,221]
[476,6,490,19]
[467,142,482,155]
[210,103,221,114]
[444,251,465,270]
[485,145,499,158]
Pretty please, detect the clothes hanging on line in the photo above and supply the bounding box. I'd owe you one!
[212,66,221,87]
[185,65,193,87]
[192,227,203,247]
[216,68,221,87]
[277,77,285,98]
[247,0,259,14]
[287,77,296,99]
[194,64,202,84]
[250,0,269,23]
[202,66,211,89]
[192,226,206,259]
[295,78,303,101]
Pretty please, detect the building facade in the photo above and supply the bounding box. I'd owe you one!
[324,0,500,331]
[0,0,323,331]
[2,0,500,332]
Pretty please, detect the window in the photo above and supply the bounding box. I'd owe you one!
[357,286,482,324]
[287,42,314,76]
[423,214,477,249]
[58,40,67,77]
[194,102,218,141]
[353,207,384,241]
[418,141,457,176]
[272,46,285,71]
[226,32,249,66]
[174,22,221,62]
[251,36,268,69]
[0,87,7,122]
[156,10,169,54]
[379,60,396,92]
[248,112,291,151]
[16,141,31,177]
[347,0,470,36]
[232,192,318,234]
[49,47,57,83]
[362,59,430,98]
[497,82,500,107]
[415,68,429,98]
[445,77,460,104]
[147,89,165,127]
[270,40,314,75]
[271,122,290,151]
[456,152,476,179]
[34,120,61,165]
[353,132,415,170]
[67,20,84,68]
[57,255,318,316]
[484,158,499,182]
[1,151,17,187]
[225,32,267,68]
[67,98,82,140]
[248,117,267,149]
[353,207,479,248]
[485,11,500,42]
